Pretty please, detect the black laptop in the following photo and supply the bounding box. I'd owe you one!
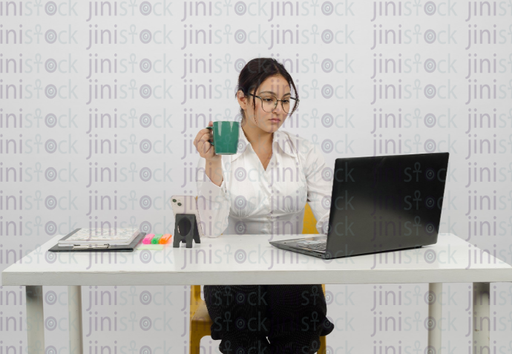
[269,152,449,259]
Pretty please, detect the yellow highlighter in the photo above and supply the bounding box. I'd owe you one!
[159,234,172,244]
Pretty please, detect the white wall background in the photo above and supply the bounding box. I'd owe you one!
[1,0,512,352]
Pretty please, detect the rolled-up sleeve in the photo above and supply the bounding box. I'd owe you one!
[196,157,231,237]
[302,143,332,234]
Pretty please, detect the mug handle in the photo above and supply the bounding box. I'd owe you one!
[205,126,214,146]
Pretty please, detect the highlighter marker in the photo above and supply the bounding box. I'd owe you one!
[142,234,155,244]
[151,234,163,244]
[159,234,172,244]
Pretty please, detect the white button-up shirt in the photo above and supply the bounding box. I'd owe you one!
[196,126,332,237]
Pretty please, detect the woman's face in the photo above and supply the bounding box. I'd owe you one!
[238,75,291,134]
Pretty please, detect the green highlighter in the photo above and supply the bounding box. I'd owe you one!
[151,234,163,244]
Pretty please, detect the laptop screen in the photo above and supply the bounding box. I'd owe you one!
[325,152,449,257]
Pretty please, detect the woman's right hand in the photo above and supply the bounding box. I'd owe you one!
[193,121,218,160]
[194,121,223,186]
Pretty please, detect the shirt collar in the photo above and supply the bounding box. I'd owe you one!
[231,126,297,162]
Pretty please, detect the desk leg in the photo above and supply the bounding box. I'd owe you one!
[427,283,442,352]
[473,283,490,353]
[26,286,45,354]
[68,286,83,354]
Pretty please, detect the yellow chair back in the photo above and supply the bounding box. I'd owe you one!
[302,203,319,234]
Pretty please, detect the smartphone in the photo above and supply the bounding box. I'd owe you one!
[170,195,204,237]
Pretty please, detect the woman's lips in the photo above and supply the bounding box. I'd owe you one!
[270,119,280,123]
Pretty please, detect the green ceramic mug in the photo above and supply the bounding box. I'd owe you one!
[206,121,240,155]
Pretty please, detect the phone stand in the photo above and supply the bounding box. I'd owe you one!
[173,214,201,248]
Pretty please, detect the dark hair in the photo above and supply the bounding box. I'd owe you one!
[235,58,299,122]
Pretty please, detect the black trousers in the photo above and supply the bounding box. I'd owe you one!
[204,284,334,354]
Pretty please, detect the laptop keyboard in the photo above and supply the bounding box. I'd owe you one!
[307,242,326,250]
[296,240,327,253]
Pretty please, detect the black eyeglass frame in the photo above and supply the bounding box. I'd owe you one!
[246,93,299,114]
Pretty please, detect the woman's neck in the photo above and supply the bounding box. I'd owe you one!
[241,123,273,153]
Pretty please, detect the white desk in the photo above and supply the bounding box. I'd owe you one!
[3,233,512,354]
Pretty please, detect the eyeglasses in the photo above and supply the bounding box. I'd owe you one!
[247,93,299,114]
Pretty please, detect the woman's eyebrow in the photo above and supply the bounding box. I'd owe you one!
[259,91,291,96]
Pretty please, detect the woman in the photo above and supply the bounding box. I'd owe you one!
[193,58,334,354]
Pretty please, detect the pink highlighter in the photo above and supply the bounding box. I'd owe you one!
[142,234,155,244]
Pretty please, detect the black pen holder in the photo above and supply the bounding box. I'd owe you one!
[173,214,201,248]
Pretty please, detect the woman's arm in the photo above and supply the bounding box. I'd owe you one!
[302,143,333,234]
[193,122,230,237]
[204,156,223,187]
[196,157,231,237]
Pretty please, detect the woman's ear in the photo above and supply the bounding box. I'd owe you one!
[237,90,247,110]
